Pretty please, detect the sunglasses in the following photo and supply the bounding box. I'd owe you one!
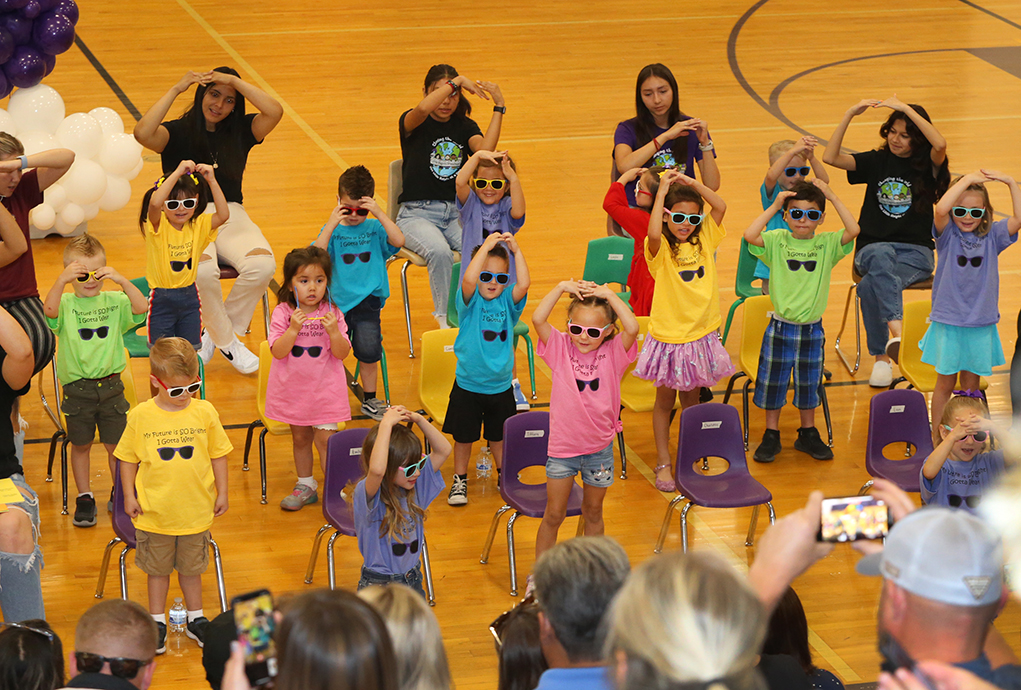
[668,212,703,226]
[164,198,198,211]
[75,270,100,283]
[154,376,202,398]
[74,651,151,680]
[291,345,323,358]
[567,322,612,339]
[635,182,652,198]
[472,178,507,191]
[948,494,982,509]
[78,326,110,340]
[391,539,420,557]
[786,208,823,221]
[678,266,705,282]
[479,271,510,284]
[1,622,55,642]
[170,258,193,272]
[489,593,537,650]
[341,252,372,264]
[157,445,195,461]
[576,378,600,392]
[399,454,429,478]
[786,259,818,272]
[957,256,983,268]
[340,206,370,216]
[784,166,811,177]
[952,206,985,219]
[482,329,507,342]
[941,424,987,443]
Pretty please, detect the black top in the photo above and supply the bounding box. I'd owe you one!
[66,671,140,690]
[848,149,936,251]
[160,113,262,205]
[0,349,30,479]
[398,110,482,205]
[758,654,813,690]
[201,609,237,690]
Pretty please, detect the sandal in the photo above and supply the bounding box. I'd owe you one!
[654,464,676,492]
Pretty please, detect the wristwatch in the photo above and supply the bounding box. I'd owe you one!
[493,105,506,114]
[698,140,715,152]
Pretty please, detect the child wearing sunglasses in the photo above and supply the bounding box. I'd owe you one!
[921,170,1021,437]
[754,137,830,294]
[137,159,229,350]
[267,247,352,511]
[313,165,404,422]
[42,234,146,527]
[922,392,1021,513]
[114,337,232,654]
[355,405,451,596]
[744,179,859,463]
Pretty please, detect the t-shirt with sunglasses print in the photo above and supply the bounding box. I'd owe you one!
[321,218,401,314]
[919,449,1005,515]
[143,211,217,289]
[456,193,525,286]
[453,285,527,394]
[930,218,1017,328]
[46,291,145,385]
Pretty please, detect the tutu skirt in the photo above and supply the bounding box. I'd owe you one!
[633,331,735,391]
[919,321,1004,377]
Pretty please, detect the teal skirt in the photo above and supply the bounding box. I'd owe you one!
[919,321,1004,376]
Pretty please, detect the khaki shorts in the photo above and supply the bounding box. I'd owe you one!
[134,529,210,577]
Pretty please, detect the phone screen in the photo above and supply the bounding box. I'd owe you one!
[819,496,890,543]
[232,590,277,685]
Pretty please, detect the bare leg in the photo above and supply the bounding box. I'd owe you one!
[490,440,503,470]
[453,441,472,475]
[179,573,203,611]
[652,386,678,483]
[535,476,574,560]
[931,373,959,444]
[581,484,608,536]
[799,408,816,428]
[147,575,170,615]
[764,408,782,432]
[290,425,315,478]
[312,428,335,475]
[359,361,378,395]
[70,443,92,495]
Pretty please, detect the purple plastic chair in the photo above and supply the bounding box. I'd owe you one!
[480,411,584,596]
[859,389,933,495]
[96,463,228,611]
[655,403,775,553]
[304,428,437,605]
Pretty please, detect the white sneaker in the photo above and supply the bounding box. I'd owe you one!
[869,360,893,388]
[447,475,468,506]
[198,330,215,365]
[435,314,451,329]
[220,337,259,375]
[512,378,529,412]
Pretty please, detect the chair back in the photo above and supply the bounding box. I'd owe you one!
[501,411,582,519]
[735,239,764,300]
[124,277,151,357]
[739,295,773,380]
[388,160,403,218]
[120,348,138,407]
[257,342,289,433]
[418,329,459,425]
[898,299,937,392]
[322,427,371,534]
[865,389,933,491]
[111,462,136,548]
[447,262,461,328]
[582,236,633,290]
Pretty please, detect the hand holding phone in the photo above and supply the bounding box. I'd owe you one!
[818,495,890,543]
[231,589,277,686]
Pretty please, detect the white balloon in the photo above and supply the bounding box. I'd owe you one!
[98,132,142,177]
[54,215,77,236]
[57,113,104,160]
[17,131,59,156]
[0,109,16,137]
[65,160,108,206]
[8,85,66,135]
[82,203,100,221]
[60,202,85,227]
[98,175,132,212]
[30,203,55,230]
[43,182,67,212]
[87,107,124,136]
[125,158,144,181]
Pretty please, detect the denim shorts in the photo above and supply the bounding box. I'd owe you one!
[357,564,425,598]
[546,443,615,488]
[345,295,383,363]
[7,474,40,542]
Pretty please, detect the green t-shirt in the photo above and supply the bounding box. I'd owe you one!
[46,291,145,384]
[749,230,853,323]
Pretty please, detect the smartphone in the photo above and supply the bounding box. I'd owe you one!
[817,495,890,543]
[879,632,937,690]
[231,589,277,686]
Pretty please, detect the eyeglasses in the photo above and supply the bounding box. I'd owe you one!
[948,494,982,509]
[157,445,195,461]
[482,329,507,342]
[75,270,99,283]
[668,212,703,226]
[489,593,537,650]
[291,345,323,358]
[391,539,420,556]
[340,206,369,217]
[957,256,983,268]
[1,622,55,641]
[786,259,818,272]
[786,208,823,221]
[941,424,987,442]
[74,651,152,680]
[341,252,372,264]
[78,326,110,340]
[567,322,612,339]
[399,454,429,478]
[164,198,198,211]
[784,166,810,177]
[472,178,507,191]
[479,271,510,284]
[576,378,600,392]
[678,266,705,282]
[635,181,652,198]
[170,258,193,272]
[952,207,986,219]
[154,376,202,398]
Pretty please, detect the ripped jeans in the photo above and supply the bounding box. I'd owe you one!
[0,474,44,622]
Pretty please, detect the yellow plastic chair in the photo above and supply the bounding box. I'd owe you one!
[892,299,988,393]
[418,329,459,426]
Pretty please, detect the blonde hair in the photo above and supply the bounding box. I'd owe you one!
[149,337,199,380]
[0,132,24,159]
[940,394,989,429]
[63,233,105,265]
[358,585,451,690]
[950,177,993,237]
[767,140,796,165]
[605,551,767,690]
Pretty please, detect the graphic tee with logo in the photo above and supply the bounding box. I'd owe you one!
[848,149,935,251]
[398,110,483,204]
[47,291,145,384]
[144,212,217,289]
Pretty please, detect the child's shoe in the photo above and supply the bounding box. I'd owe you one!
[198,329,216,365]
[447,474,468,506]
[186,617,209,648]
[753,429,782,464]
[794,427,833,460]
[653,465,675,492]
[869,360,893,388]
[280,483,318,511]
[220,337,259,375]
[155,622,167,655]
[512,378,530,412]
[73,494,97,527]
[360,397,387,421]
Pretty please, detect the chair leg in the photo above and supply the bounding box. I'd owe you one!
[722,371,746,405]
[243,421,262,472]
[198,358,206,400]
[722,297,745,346]
[655,495,686,554]
[380,345,391,405]
[326,531,342,591]
[481,504,513,563]
[742,379,752,451]
[834,284,861,374]
[421,533,436,606]
[209,536,228,613]
[37,361,61,431]
[746,505,761,547]
[401,260,415,358]
[506,511,521,596]
[95,537,123,599]
[859,480,874,496]
[261,291,271,339]
[522,332,537,399]
[119,546,131,600]
[305,525,334,584]
[61,437,70,515]
[616,428,627,479]
[680,501,694,553]
[258,428,269,504]
[46,429,63,481]
[820,384,833,447]
[767,502,776,524]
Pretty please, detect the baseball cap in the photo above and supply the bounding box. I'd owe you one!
[856,507,1003,607]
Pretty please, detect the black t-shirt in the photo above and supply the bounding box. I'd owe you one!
[160,113,262,205]
[758,654,812,690]
[848,149,936,251]
[0,349,30,479]
[398,110,482,205]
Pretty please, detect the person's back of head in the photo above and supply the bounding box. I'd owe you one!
[0,620,64,690]
[494,602,547,690]
[74,600,158,689]
[762,588,815,675]
[532,536,630,664]
[604,550,767,690]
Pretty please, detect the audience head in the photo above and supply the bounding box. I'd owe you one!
[947,176,993,237]
[361,421,426,541]
[337,166,375,228]
[877,103,949,208]
[148,337,200,407]
[0,620,64,690]
[0,132,25,196]
[768,140,813,191]
[423,64,471,120]
[72,600,157,689]
[359,584,451,690]
[634,166,666,209]
[762,588,816,676]
[189,66,246,129]
[782,181,827,239]
[276,246,332,309]
[532,536,630,665]
[781,180,826,213]
[491,598,547,690]
[63,233,105,266]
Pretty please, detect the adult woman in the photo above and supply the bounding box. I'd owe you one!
[397,64,504,326]
[762,588,843,690]
[0,619,63,690]
[134,68,283,374]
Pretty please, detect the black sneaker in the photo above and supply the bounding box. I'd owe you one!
[794,427,833,460]
[186,617,209,648]
[155,622,167,655]
[753,429,782,463]
[73,494,97,527]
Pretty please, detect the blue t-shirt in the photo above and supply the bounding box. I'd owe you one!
[930,218,1016,328]
[321,218,401,314]
[454,285,526,394]
[354,460,444,575]
[920,449,1005,514]
[456,193,524,285]
[535,667,613,690]
[753,182,794,279]
[956,654,1021,690]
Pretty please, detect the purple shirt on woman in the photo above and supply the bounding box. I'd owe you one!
[612,119,711,205]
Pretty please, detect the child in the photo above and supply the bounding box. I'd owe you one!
[636,170,733,491]
[755,137,830,294]
[921,392,1020,512]
[313,165,404,421]
[43,234,147,527]
[920,170,1021,435]
[455,149,528,410]
[114,337,231,655]
[531,280,638,561]
[355,405,452,596]
[267,247,353,510]
[602,166,665,316]
[139,160,229,350]
[744,180,860,463]
[444,231,529,505]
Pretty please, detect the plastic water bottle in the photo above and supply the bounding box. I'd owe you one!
[476,445,492,479]
[169,598,187,634]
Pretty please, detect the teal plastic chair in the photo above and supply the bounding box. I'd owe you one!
[582,236,633,305]
[447,262,536,399]
[722,239,763,345]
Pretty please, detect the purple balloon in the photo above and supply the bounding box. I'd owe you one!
[33,10,72,54]
[52,0,75,25]
[23,1,40,18]
[35,0,55,9]
[2,15,32,45]
[41,50,54,75]
[3,44,45,88]
[0,0,30,10]
[0,27,12,64]
[0,71,10,100]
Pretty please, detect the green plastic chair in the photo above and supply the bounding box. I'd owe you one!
[582,236,633,305]
[352,345,391,405]
[447,262,536,399]
[722,239,763,345]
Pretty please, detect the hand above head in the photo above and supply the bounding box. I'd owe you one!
[773,190,797,209]
[194,163,216,183]
[558,279,587,299]
[453,75,487,99]
[875,94,908,112]
[501,153,518,181]
[175,71,212,93]
[500,232,520,254]
[481,230,505,250]
[175,159,197,175]
[359,196,382,217]
[848,98,882,116]
[477,149,506,164]
[980,169,1015,185]
[811,177,833,196]
[381,405,408,426]
[584,283,615,300]
[476,81,504,107]
[205,70,237,87]
[665,118,700,140]
[618,167,648,184]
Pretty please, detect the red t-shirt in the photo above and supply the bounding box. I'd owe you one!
[0,170,43,302]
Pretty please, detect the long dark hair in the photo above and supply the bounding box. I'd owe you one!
[360,423,426,542]
[276,247,332,308]
[176,66,249,178]
[877,105,950,211]
[762,588,815,675]
[0,620,64,690]
[496,604,547,690]
[137,173,211,236]
[423,64,472,119]
[633,64,687,149]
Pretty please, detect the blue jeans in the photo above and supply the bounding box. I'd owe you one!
[357,564,425,598]
[1,474,44,623]
[854,242,934,356]
[395,201,462,318]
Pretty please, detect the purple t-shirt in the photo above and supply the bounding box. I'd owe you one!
[456,192,524,284]
[920,449,1004,514]
[930,218,1016,327]
[612,119,711,205]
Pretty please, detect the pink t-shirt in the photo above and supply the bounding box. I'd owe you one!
[538,328,638,458]
[266,302,352,426]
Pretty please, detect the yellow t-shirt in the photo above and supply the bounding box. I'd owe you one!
[114,398,233,536]
[645,215,726,344]
[144,212,217,289]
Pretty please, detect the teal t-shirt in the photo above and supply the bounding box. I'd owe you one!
[749,230,852,323]
[453,285,526,394]
[46,291,144,384]
[322,218,401,314]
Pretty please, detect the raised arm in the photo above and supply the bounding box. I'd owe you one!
[875,96,946,167]
[745,191,794,247]
[402,75,487,136]
[411,409,451,470]
[455,149,502,204]
[25,148,75,191]
[0,203,26,267]
[614,117,699,173]
[823,99,880,171]
[360,197,405,248]
[474,81,505,152]
[206,71,283,142]
[934,171,986,235]
[922,415,980,480]
[505,233,530,303]
[692,119,720,191]
[364,407,404,499]
[195,164,229,229]
[503,154,525,219]
[646,171,677,258]
[813,179,860,245]
[43,261,84,318]
[313,205,345,250]
[764,137,814,194]
[103,266,149,314]
[981,170,1021,235]
[589,283,639,351]
[806,140,830,183]
[531,281,584,344]
[133,72,208,153]
[461,231,504,304]
[0,304,33,391]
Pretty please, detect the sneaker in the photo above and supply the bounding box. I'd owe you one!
[155,622,167,655]
[794,427,833,460]
[869,360,893,388]
[73,494,97,527]
[280,483,318,511]
[512,379,529,412]
[360,397,387,421]
[447,474,468,506]
[198,329,215,365]
[885,337,902,364]
[220,337,259,375]
[435,314,451,329]
[186,617,209,648]
[753,429,782,463]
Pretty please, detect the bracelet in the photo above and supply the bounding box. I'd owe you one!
[698,140,714,152]
[18,155,27,170]
[493,105,506,114]
[446,79,460,94]
[652,137,660,150]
